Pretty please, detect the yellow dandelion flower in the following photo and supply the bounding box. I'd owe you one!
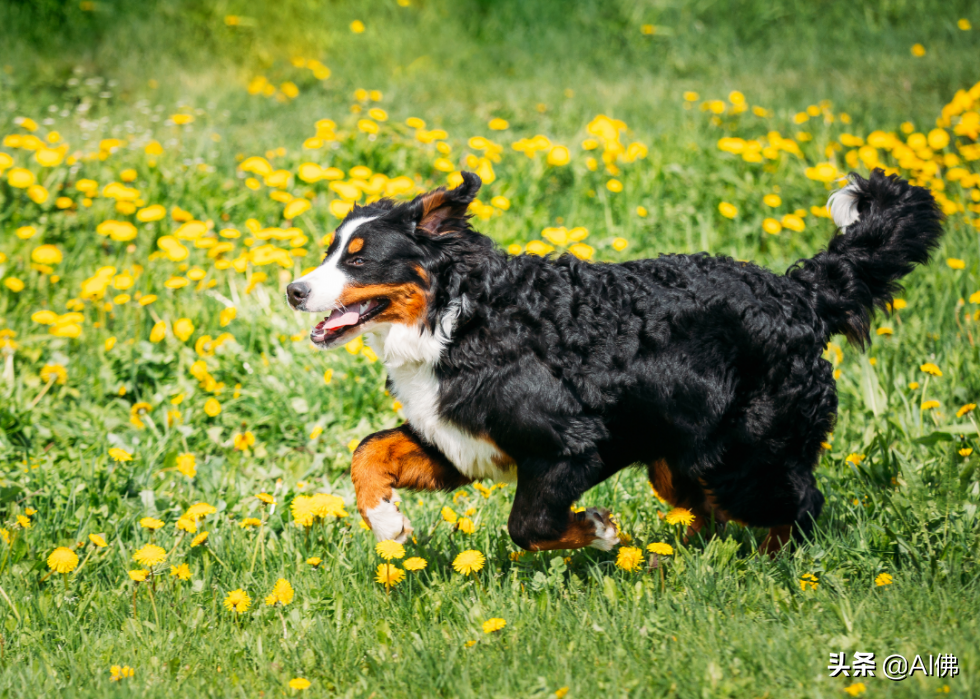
[665,507,695,526]
[845,453,865,465]
[265,578,294,606]
[920,362,942,377]
[191,532,209,547]
[170,563,191,581]
[911,43,926,57]
[457,517,476,534]
[47,547,79,574]
[310,492,348,519]
[17,515,31,529]
[646,542,673,556]
[375,539,405,560]
[843,682,866,697]
[224,588,251,613]
[239,518,262,528]
[875,572,893,587]
[718,202,738,219]
[109,665,134,681]
[921,400,940,410]
[40,364,68,384]
[306,557,322,567]
[185,502,217,520]
[956,403,976,418]
[128,569,148,582]
[133,544,166,567]
[453,550,486,575]
[350,20,365,33]
[375,563,405,587]
[289,678,311,690]
[176,453,196,478]
[615,546,643,571]
[946,258,966,270]
[482,618,506,633]
[800,573,819,591]
[958,448,972,457]
[762,217,782,235]
[291,495,316,527]
[139,517,164,530]
[233,431,256,451]
[89,533,107,547]
[403,557,427,571]
[109,447,133,462]
[441,506,458,523]
[257,493,275,505]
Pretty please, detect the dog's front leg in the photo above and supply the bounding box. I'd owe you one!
[507,452,619,551]
[351,423,472,542]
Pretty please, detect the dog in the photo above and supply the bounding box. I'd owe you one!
[286,168,942,553]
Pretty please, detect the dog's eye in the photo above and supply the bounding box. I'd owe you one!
[347,257,365,266]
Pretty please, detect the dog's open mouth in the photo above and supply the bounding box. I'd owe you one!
[311,298,389,344]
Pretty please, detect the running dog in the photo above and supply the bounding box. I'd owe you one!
[286,169,942,552]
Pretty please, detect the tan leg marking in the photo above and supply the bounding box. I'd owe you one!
[352,424,471,541]
[761,525,793,556]
[526,508,619,552]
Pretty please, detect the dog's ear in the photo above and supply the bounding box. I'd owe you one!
[411,171,482,236]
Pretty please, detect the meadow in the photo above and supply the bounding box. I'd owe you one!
[2,1,980,696]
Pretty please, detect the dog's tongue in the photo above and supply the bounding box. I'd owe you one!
[323,308,360,330]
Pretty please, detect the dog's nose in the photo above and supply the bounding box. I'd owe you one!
[286,281,310,308]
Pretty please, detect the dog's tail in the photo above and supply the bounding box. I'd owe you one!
[787,168,944,348]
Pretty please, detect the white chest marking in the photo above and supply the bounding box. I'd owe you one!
[366,314,515,482]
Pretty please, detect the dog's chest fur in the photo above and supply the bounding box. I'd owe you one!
[365,321,515,482]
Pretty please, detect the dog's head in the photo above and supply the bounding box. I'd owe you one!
[286,171,481,349]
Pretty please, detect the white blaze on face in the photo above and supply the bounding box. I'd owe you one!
[292,216,377,312]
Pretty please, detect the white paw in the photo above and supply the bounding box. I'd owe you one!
[366,499,413,543]
[585,508,619,551]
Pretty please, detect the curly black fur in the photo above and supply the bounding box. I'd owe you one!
[312,169,944,548]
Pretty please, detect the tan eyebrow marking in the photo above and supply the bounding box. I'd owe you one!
[347,238,364,254]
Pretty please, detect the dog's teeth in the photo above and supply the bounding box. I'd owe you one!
[359,301,370,314]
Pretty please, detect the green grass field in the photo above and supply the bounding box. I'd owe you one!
[1,1,980,696]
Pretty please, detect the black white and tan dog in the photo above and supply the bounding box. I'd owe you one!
[286,169,942,553]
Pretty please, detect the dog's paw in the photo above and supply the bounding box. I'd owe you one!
[366,499,414,543]
[585,508,619,551]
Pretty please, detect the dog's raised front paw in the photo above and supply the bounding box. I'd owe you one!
[366,499,414,543]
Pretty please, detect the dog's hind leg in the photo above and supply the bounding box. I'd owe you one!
[760,525,793,555]
[507,452,620,552]
[647,459,723,538]
[352,424,472,542]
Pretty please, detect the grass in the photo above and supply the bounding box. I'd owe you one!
[1,0,980,696]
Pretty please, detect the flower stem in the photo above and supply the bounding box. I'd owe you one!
[148,581,160,626]
[25,376,56,411]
